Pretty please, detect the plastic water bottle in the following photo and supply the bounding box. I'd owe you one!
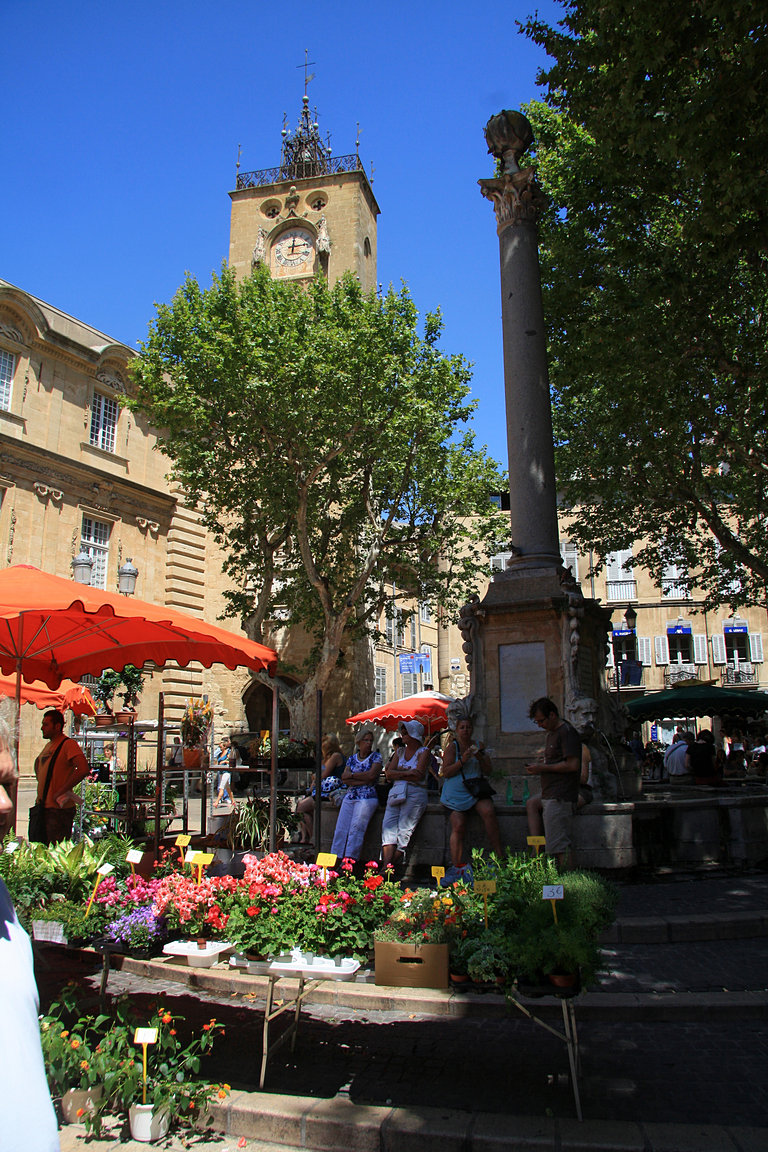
[506,778,515,804]
[522,778,530,803]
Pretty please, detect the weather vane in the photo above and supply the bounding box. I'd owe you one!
[298,49,316,96]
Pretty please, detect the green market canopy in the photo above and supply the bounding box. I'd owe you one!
[626,683,768,722]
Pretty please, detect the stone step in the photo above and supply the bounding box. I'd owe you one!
[606,908,768,943]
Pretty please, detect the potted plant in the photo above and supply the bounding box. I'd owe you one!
[114,664,145,722]
[105,905,167,958]
[226,795,302,862]
[180,697,214,767]
[91,669,122,726]
[39,991,112,1125]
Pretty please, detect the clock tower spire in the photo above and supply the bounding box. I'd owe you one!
[228,76,379,291]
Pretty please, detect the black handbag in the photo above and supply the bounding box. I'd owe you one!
[28,742,64,843]
[458,740,496,800]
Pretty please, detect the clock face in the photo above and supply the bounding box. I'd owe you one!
[273,228,315,271]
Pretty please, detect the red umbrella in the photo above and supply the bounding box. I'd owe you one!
[346,690,452,735]
[0,565,277,688]
[0,674,96,716]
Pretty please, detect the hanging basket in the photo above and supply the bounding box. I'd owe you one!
[182,748,202,768]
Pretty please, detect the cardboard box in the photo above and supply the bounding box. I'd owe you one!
[374,941,449,989]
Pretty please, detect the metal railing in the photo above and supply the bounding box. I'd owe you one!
[664,665,698,687]
[721,664,757,685]
[607,662,644,689]
[606,580,637,602]
[661,579,691,600]
[236,154,366,190]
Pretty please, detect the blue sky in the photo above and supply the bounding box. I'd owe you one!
[3,0,563,470]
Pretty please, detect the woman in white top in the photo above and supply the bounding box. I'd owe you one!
[381,720,431,870]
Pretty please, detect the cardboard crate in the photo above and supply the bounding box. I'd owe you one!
[374,941,449,989]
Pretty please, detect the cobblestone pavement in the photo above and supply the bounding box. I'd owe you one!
[614,870,768,919]
[595,937,768,993]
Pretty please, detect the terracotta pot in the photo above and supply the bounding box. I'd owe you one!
[129,1102,170,1143]
[548,971,578,988]
[114,709,137,724]
[183,748,202,768]
[94,713,114,728]
[60,1085,104,1124]
[196,937,208,950]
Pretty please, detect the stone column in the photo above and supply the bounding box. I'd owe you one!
[479,110,560,569]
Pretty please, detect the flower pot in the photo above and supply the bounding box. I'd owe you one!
[548,970,578,988]
[183,747,202,768]
[114,709,137,724]
[61,1085,104,1124]
[129,1102,170,1143]
[94,713,114,728]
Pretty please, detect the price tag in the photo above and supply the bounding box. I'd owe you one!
[431,866,445,882]
[126,849,144,864]
[134,1027,158,1045]
[543,883,564,923]
[316,851,336,882]
[196,852,214,866]
[185,849,197,864]
[5,841,19,854]
[175,835,191,847]
[474,879,497,895]
[97,863,114,876]
[527,835,546,856]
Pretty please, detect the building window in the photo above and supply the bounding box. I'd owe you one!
[0,349,15,411]
[560,539,579,581]
[374,665,387,707]
[420,601,431,624]
[661,563,690,600]
[80,515,110,589]
[90,391,119,453]
[490,550,512,573]
[401,672,418,696]
[606,550,637,601]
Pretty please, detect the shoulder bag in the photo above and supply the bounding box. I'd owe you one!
[28,741,65,843]
[457,741,496,801]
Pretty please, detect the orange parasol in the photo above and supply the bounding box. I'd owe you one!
[346,690,452,736]
[0,674,96,716]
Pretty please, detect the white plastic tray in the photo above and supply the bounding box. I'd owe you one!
[162,940,233,967]
[229,951,360,981]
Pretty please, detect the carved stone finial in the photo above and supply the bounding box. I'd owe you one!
[484,110,534,175]
[479,109,546,228]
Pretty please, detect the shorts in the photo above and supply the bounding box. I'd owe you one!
[541,797,576,855]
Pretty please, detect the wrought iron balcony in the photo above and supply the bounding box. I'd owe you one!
[721,664,757,685]
[236,154,366,191]
[606,580,638,602]
[664,664,698,687]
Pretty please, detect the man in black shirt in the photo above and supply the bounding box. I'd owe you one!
[525,697,581,869]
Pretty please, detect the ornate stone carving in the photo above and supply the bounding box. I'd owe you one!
[96,369,126,394]
[285,186,300,216]
[316,215,331,253]
[456,594,488,742]
[251,227,267,267]
[479,170,547,228]
[33,483,63,502]
[0,322,24,345]
[479,108,547,228]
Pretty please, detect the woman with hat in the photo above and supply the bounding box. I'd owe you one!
[331,729,382,862]
[381,720,431,872]
[440,715,502,885]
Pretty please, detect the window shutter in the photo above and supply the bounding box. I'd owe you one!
[605,640,614,668]
[654,635,670,665]
[712,634,727,665]
[749,633,764,663]
[637,636,652,666]
[693,634,708,665]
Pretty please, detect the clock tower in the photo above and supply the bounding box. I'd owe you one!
[229,94,379,292]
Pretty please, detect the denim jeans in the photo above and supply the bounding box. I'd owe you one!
[331,794,379,861]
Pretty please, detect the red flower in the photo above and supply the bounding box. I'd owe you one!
[364,875,383,890]
[246,906,258,917]
[162,1013,172,1024]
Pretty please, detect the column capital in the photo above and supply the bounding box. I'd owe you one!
[479,170,547,229]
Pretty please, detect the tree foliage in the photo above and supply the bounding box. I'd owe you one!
[129,265,503,725]
[521,2,768,607]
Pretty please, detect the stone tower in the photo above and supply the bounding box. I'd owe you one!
[229,94,380,292]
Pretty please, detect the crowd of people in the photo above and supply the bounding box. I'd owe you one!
[640,725,768,784]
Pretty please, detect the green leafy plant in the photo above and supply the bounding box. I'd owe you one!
[117,664,145,709]
[91,670,122,714]
[226,795,301,852]
[32,898,107,944]
[181,697,214,748]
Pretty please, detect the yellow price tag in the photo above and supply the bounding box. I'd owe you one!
[316,851,337,882]
[527,835,546,856]
[431,866,446,881]
[175,835,191,847]
[196,852,214,866]
[474,879,497,895]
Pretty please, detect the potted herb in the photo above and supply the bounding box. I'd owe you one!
[91,669,122,725]
[114,664,145,722]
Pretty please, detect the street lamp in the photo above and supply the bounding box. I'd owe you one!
[71,550,94,585]
[117,558,139,597]
[613,605,638,701]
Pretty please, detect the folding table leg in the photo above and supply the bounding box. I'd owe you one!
[561,998,582,1121]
